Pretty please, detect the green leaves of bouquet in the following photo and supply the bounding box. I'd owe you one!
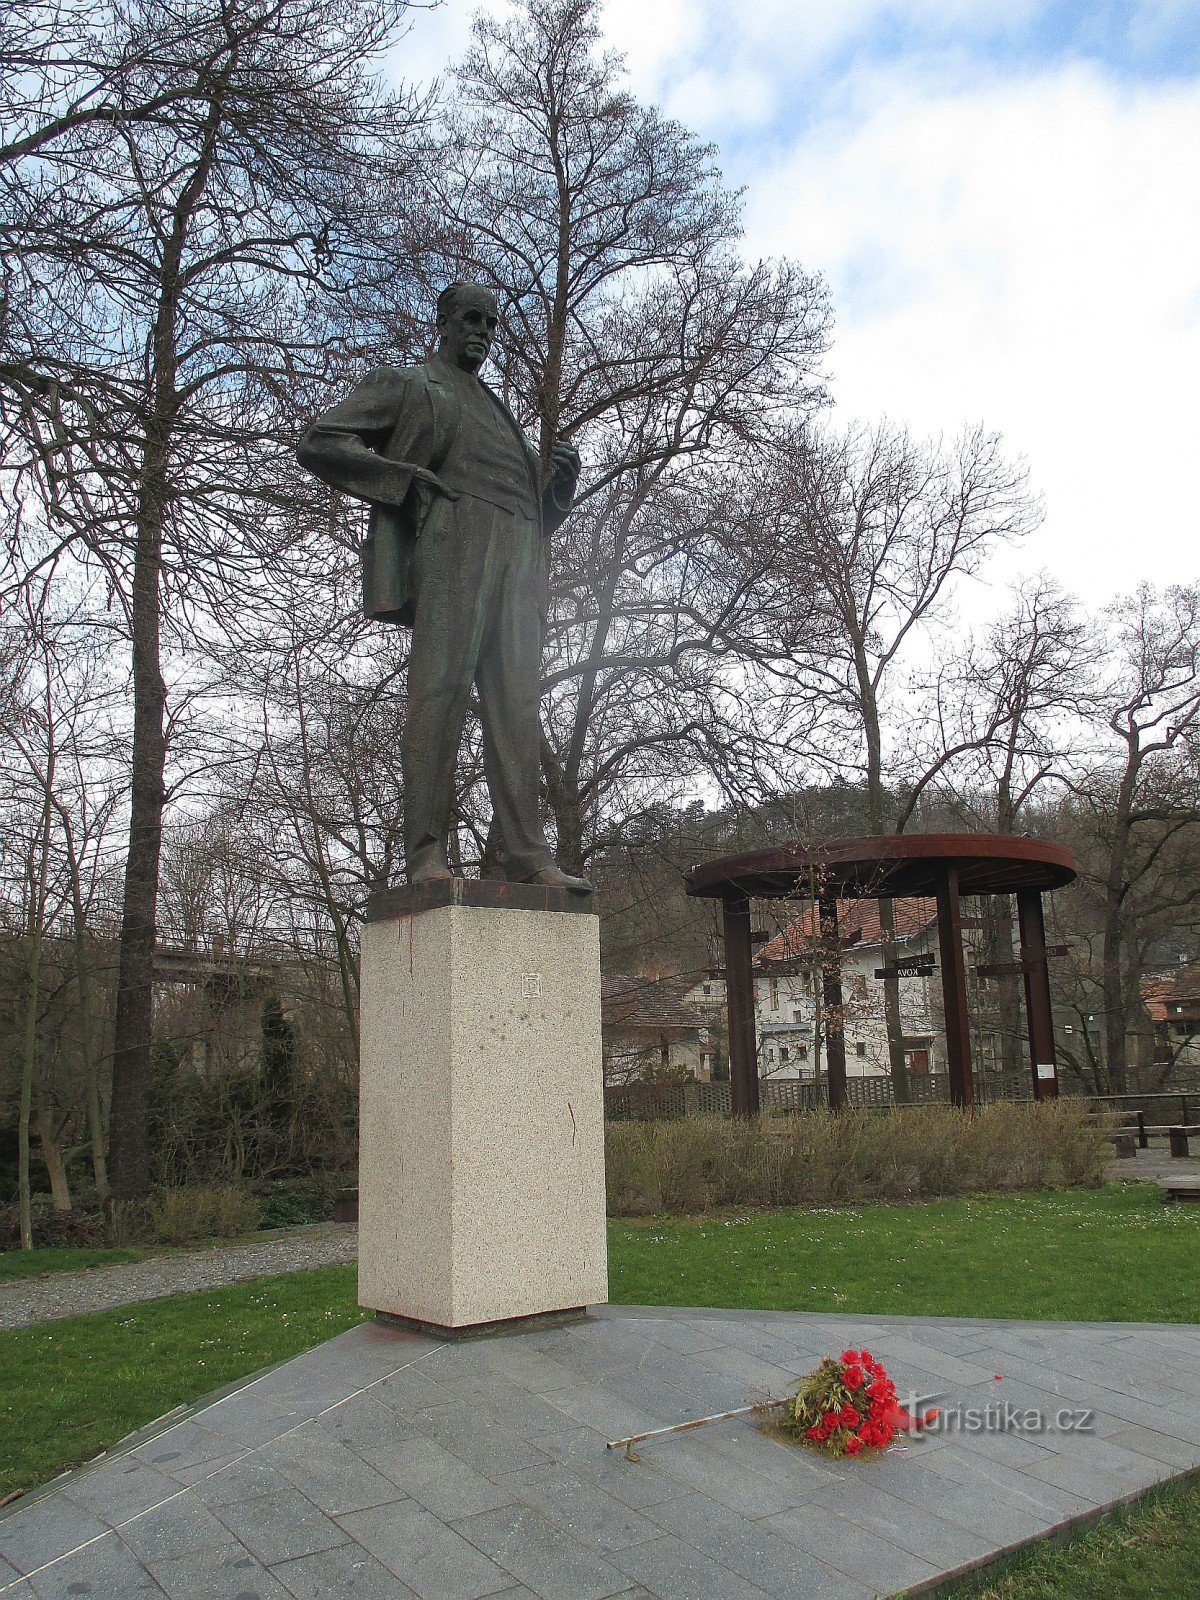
[778,1349,937,1457]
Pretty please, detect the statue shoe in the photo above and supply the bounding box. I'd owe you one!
[408,849,453,885]
[521,864,593,895]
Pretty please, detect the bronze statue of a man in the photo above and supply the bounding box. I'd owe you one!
[298,284,590,893]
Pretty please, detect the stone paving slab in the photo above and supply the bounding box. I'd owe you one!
[4,1305,1200,1599]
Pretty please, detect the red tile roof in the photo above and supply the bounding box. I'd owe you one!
[1142,962,1200,1024]
[601,974,702,1033]
[757,898,937,966]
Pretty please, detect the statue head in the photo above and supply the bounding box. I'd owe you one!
[436,282,499,374]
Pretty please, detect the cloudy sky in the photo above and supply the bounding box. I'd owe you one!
[394,0,1200,610]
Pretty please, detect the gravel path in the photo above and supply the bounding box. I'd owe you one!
[1108,1142,1200,1185]
[0,1222,358,1332]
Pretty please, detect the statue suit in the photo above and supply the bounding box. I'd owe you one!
[297,286,584,888]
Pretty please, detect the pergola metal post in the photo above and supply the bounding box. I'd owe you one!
[818,893,848,1111]
[935,866,975,1109]
[722,894,760,1116]
[1017,888,1059,1100]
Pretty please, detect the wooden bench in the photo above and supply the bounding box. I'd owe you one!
[1086,1111,1142,1158]
[1168,1125,1200,1158]
[1163,1178,1200,1202]
[1123,1112,1181,1149]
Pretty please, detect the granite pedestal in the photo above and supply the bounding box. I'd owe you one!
[358,879,608,1332]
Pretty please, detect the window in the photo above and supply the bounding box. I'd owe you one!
[797,1043,809,1060]
[780,1047,790,1063]
[702,983,711,996]
[770,979,779,1010]
[855,1042,867,1058]
[767,1047,776,1061]
[793,1008,804,1023]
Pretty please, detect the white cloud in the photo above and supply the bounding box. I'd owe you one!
[601,0,1050,133]
[743,62,1200,604]
[385,0,505,91]
[384,4,1200,606]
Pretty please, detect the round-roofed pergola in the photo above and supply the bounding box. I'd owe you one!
[685,834,1077,1114]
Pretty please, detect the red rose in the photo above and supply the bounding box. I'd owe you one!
[839,1349,860,1365]
[805,1426,822,1441]
[844,1435,863,1455]
[843,1365,864,1390]
[840,1406,860,1429]
[859,1349,874,1368]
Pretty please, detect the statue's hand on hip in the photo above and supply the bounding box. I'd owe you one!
[409,470,460,534]
[549,440,581,504]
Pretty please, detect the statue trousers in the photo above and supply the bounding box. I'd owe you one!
[402,493,553,879]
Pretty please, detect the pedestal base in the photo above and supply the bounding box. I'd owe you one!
[358,889,608,1329]
[375,1305,589,1342]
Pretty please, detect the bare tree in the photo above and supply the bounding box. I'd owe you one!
[398,0,831,871]
[928,576,1097,1073]
[1070,585,1200,1091]
[1,0,425,1195]
[768,420,1040,1096]
[0,575,122,1237]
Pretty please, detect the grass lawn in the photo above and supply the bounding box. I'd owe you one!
[928,1473,1200,1599]
[0,1265,366,1502]
[609,1184,1200,1324]
[4,1181,1200,1543]
[0,1246,148,1282]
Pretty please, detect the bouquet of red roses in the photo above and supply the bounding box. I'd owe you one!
[778,1348,938,1457]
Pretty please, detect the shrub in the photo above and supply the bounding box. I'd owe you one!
[255,1176,340,1229]
[603,1100,1112,1215]
[0,1199,109,1250]
[146,1185,261,1244]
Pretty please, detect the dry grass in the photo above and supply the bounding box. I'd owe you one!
[145,1184,262,1243]
[604,1101,1111,1215]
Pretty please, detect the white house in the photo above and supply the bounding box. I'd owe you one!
[684,898,948,1082]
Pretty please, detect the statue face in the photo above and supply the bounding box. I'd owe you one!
[438,289,499,373]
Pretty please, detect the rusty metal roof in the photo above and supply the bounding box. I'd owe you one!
[685,833,1076,902]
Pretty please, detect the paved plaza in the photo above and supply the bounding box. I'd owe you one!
[3,1303,1200,1598]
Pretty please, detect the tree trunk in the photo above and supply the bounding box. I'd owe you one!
[58,820,109,1202]
[36,1114,73,1212]
[19,781,54,1250]
[860,675,910,1102]
[1101,780,1136,1096]
[876,898,911,1103]
[107,110,221,1198]
[107,437,169,1198]
[18,946,38,1251]
[76,928,110,1203]
[552,773,585,876]
[987,896,1022,1076]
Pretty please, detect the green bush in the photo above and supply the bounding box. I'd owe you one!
[255,1176,339,1229]
[604,1100,1113,1215]
[146,1185,261,1244]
